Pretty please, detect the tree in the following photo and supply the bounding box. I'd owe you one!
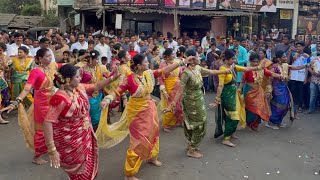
[21,4,42,16]
[42,9,59,27]
[0,0,40,14]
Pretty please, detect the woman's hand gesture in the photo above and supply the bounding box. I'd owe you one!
[100,99,111,109]
[49,151,60,169]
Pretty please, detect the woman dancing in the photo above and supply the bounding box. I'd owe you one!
[159,48,184,132]
[238,53,282,131]
[212,49,264,147]
[100,53,192,180]
[43,64,118,179]
[265,50,306,129]
[170,49,232,158]
[79,50,109,130]
[10,46,34,108]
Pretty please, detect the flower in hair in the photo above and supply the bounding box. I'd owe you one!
[92,52,96,56]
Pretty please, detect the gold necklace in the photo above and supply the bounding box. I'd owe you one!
[253,67,264,84]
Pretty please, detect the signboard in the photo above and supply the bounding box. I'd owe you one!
[115,14,122,29]
[219,0,277,12]
[297,16,319,36]
[279,9,292,20]
[103,0,216,7]
[276,0,294,9]
[74,14,80,26]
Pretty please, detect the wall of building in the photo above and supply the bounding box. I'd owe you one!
[122,12,174,35]
[211,17,227,38]
[161,15,175,36]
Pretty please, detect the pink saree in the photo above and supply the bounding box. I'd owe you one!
[21,63,59,156]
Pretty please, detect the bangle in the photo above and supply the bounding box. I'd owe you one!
[16,97,22,103]
[215,96,221,102]
[48,147,57,155]
[46,141,55,149]
[103,94,114,102]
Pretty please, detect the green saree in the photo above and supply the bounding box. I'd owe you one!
[181,65,210,147]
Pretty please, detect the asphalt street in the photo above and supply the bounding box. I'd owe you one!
[0,93,320,180]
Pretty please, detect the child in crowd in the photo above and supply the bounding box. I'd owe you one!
[59,51,71,63]
[200,59,209,92]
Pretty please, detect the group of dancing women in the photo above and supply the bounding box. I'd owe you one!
[2,46,309,180]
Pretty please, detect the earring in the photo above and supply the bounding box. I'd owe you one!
[66,78,70,86]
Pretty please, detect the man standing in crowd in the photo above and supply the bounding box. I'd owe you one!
[275,35,290,54]
[94,35,112,64]
[7,33,31,57]
[230,37,248,83]
[217,37,227,52]
[70,32,88,51]
[288,41,308,113]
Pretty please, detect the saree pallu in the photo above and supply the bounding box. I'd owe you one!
[161,77,183,128]
[89,92,104,130]
[182,87,207,147]
[269,80,295,125]
[127,97,159,160]
[243,84,271,129]
[18,87,53,155]
[11,73,33,107]
[124,97,159,176]
[215,82,246,139]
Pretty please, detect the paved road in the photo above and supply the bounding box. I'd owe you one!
[1,93,320,180]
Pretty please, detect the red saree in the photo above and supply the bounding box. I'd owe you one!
[45,85,98,180]
[20,63,60,156]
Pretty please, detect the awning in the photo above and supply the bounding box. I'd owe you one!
[79,6,259,17]
[0,13,16,27]
[8,16,45,29]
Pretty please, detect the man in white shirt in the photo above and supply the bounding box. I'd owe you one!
[288,42,307,112]
[260,0,276,12]
[7,32,31,57]
[167,33,178,51]
[34,38,56,62]
[70,32,88,52]
[30,39,40,57]
[94,35,112,64]
[201,31,211,50]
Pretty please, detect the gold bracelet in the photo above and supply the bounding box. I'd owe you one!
[215,96,221,101]
[46,141,55,149]
[48,147,57,155]
[16,97,22,103]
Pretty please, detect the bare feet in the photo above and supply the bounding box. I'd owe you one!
[222,140,236,147]
[1,112,8,119]
[186,144,200,151]
[163,128,171,133]
[231,135,239,139]
[0,119,9,124]
[32,156,48,165]
[148,159,162,167]
[125,176,139,180]
[187,149,203,159]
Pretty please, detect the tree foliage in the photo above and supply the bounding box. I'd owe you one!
[0,0,40,14]
[21,4,42,16]
[42,9,60,27]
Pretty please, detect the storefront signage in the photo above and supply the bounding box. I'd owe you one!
[297,16,320,40]
[276,0,294,9]
[219,0,277,12]
[280,9,292,19]
[103,0,277,11]
[103,0,217,9]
